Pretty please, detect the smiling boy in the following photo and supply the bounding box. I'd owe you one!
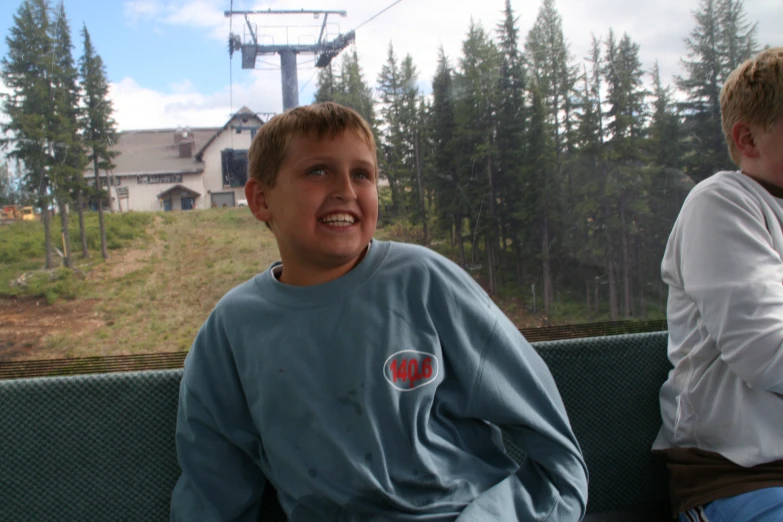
[170,102,588,522]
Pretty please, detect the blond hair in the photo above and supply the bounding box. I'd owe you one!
[721,47,783,165]
[248,102,377,187]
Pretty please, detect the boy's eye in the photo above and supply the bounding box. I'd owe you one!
[353,170,371,180]
[307,167,327,176]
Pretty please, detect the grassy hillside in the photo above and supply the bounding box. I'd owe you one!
[0,207,593,360]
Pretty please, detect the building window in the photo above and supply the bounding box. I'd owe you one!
[138,174,183,184]
[221,149,248,187]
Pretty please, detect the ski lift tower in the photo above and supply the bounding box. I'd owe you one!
[226,9,355,111]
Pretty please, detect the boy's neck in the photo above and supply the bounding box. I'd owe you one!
[740,169,783,198]
[275,243,371,287]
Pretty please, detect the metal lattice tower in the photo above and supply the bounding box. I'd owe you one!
[226,9,355,111]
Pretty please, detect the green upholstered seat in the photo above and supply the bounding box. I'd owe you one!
[0,332,671,521]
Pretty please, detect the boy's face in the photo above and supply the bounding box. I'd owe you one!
[756,117,783,185]
[245,130,378,285]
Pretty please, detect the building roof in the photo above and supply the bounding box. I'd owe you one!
[85,106,266,177]
[194,106,265,161]
[156,184,201,199]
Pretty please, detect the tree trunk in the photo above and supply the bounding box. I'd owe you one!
[542,214,553,316]
[58,199,72,269]
[594,276,600,315]
[621,205,632,319]
[77,188,89,259]
[414,132,427,242]
[486,237,496,296]
[486,141,497,294]
[586,279,591,316]
[41,177,54,270]
[638,236,647,318]
[454,213,465,267]
[608,254,618,320]
[94,153,108,260]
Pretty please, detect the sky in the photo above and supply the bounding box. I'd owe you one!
[0,0,780,131]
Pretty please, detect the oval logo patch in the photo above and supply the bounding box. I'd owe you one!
[383,350,439,391]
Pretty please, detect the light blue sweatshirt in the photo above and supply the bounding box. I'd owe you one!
[171,240,588,521]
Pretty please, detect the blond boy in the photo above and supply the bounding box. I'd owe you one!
[653,48,783,521]
[170,102,587,521]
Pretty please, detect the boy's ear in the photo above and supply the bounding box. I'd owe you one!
[244,178,273,224]
[732,121,760,159]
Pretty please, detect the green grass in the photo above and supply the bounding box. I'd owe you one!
[3,206,660,360]
[0,211,153,301]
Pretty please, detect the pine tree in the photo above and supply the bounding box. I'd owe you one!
[495,0,527,284]
[524,84,557,314]
[430,47,465,265]
[334,48,376,128]
[1,0,55,268]
[601,30,651,319]
[80,24,118,260]
[377,43,420,218]
[525,0,577,166]
[314,63,337,103]
[50,2,85,266]
[454,20,501,293]
[677,0,757,182]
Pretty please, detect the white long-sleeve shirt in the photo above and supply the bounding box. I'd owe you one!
[653,170,783,467]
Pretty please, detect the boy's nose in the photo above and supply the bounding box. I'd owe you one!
[330,171,357,201]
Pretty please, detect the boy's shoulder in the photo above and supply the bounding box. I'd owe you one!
[683,170,766,213]
[381,240,492,304]
[210,275,266,321]
[382,240,469,280]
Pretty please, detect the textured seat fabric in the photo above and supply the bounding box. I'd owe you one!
[0,370,184,522]
[533,332,672,518]
[0,332,671,521]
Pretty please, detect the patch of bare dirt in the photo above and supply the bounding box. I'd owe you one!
[0,297,103,361]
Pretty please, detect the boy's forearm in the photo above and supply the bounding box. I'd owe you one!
[455,441,587,521]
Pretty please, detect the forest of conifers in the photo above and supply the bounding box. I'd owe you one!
[314,0,764,320]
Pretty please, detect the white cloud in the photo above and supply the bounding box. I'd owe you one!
[110,0,781,130]
[122,0,164,27]
[109,68,286,130]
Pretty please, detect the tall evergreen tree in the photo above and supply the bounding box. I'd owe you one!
[377,44,420,218]
[80,24,118,260]
[334,48,376,128]
[525,0,577,166]
[677,0,757,182]
[314,63,337,103]
[495,0,527,283]
[50,1,85,267]
[524,84,557,313]
[1,0,55,268]
[430,47,465,265]
[454,20,501,293]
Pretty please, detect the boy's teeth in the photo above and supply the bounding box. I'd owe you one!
[321,213,355,225]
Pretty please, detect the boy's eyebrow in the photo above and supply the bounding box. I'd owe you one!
[295,156,375,169]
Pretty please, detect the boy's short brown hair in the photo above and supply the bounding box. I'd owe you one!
[248,102,377,187]
[721,47,783,166]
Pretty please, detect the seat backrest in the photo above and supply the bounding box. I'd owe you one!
[533,332,672,516]
[0,332,672,521]
[0,370,184,522]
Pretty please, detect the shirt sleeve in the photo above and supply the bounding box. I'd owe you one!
[431,260,588,522]
[672,184,783,394]
[170,308,267,522]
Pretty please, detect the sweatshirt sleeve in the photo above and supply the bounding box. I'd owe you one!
[431,260,588,522]
[170,308,267,522]
[671,184,783,394]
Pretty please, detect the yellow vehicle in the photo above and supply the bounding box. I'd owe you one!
[21,206,36,221]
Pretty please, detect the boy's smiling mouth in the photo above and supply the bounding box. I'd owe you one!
[318,212,358,227]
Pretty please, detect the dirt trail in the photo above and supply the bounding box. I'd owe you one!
[0,298,103,361]
[0,217,163,361]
